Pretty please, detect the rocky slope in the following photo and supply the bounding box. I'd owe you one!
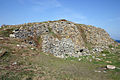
[1,37,119,80]
[0,19,120,80]
[0,19,117,58]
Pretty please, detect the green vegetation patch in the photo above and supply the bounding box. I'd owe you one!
[0,28,14,37]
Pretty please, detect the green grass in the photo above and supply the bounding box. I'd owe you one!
[0,38,120,80]
[0,28,14,37]
[116,45,120,49]
[0,48,109,80]
[109,45,114,48]
[64,49,120,80]
[0,70,34,80]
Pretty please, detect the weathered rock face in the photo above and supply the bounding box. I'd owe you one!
[42,35,75,57]
[2,19,115,58]
[80,25,114,46]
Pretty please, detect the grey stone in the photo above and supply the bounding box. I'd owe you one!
[8,20,115,58]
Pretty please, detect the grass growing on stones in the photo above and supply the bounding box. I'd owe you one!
[109,45,114,48]
[64,48,120,80]
[48,27,62,40]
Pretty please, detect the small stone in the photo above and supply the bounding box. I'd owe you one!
[78,58,82,61]
[95,58,101,61]
[107,65,116,69]
[102,54,106,56]
[31,48,34,50]
[92,56,95,59]
[0,37,4,40]
[111,48,114,50]
[9,34,15,38]
[17,44,20,47]
[12,62,17,65]
[56,55,64,58]
[89,59,92,62]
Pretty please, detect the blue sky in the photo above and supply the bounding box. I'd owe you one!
[0,0,120,40]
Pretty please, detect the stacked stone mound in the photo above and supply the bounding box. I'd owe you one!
[3,19,115,58]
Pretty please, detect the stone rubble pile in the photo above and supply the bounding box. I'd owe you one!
[6,19,115,58]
